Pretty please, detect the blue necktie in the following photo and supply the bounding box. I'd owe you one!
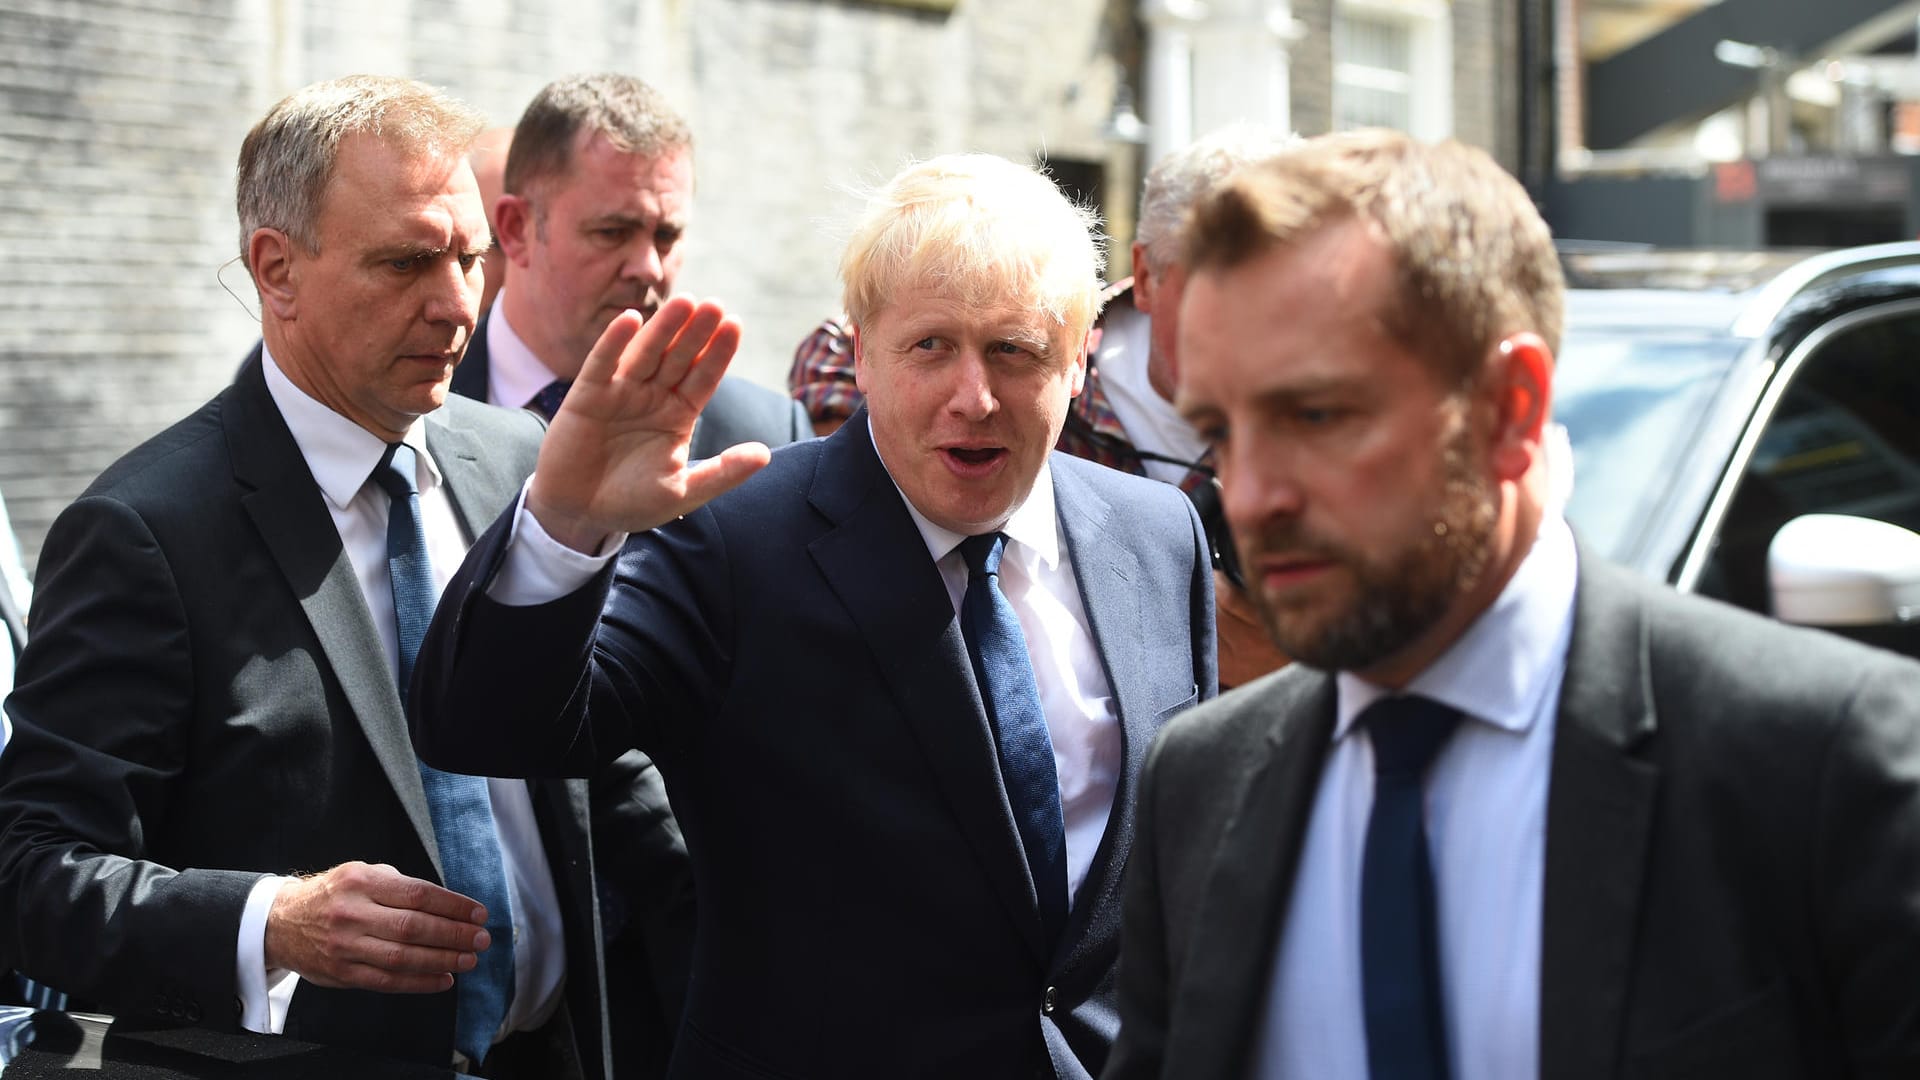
[958,533,1069,947]
[529,380,570,420]
[372,443,515,1066]
[1360,694,1462,1080]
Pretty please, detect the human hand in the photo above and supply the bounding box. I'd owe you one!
[262,861,489,994]
[528,298,773,552]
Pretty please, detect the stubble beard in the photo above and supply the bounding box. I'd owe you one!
[1244,428,1499,673]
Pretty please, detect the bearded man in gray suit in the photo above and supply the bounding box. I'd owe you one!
[1105,130,1920,1080]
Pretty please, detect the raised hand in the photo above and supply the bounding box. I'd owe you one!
[262,861,489,993]
[528,297,773,552]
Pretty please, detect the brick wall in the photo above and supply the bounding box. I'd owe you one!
[0,0,1122,567]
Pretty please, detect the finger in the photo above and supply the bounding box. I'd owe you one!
[678,442,772,511]
[376,903,499,953]
[615,297,695,387]
[576,308,644,391]
[364,869,488,926]
[652,300,728,391]
[674,315,743,408]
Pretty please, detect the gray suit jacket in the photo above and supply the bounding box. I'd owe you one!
[449,312,811,457]
[1106,549,1920,1080]
[0,360,630,1076]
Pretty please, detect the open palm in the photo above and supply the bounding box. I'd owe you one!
[528,297,773,552]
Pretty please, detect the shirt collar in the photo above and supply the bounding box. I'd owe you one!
[484,298,566,411]
[1334,512,1579,741]
[260,344,442,510]
[866,417,1062,572]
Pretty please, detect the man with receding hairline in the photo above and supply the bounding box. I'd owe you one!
[453,72,807,456]
[1105,129,1920,1080]
[0,75,642,1079]
[411,151,1216,1078]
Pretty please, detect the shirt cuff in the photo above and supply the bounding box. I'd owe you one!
[236,875,299,1035]
[490,482,627,606]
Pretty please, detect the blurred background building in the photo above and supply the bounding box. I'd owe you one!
[1549,0,1920,247]
[0,0,1914,562]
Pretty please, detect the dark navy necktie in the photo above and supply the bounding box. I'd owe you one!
[1359,694,1463,1080]
[529,379,570,420]
[372,443,515,1066]
[958,532,1069,948]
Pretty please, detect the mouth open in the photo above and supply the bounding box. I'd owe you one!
[942,446,1010,476]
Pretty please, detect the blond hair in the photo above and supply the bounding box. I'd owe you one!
[1183,129,1563,381]
[236,75,485,263]
[841,154,1105,350]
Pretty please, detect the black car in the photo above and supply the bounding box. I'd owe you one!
[1556,242,1920,657]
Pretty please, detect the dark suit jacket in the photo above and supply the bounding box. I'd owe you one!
[450,313,811,457]
[411,413,1218,1079]
[1105,549,1920,1080]
[0,359,642,1078]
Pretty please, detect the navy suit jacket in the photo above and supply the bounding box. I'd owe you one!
[411,413,1217,1079]
[451,312,811,458]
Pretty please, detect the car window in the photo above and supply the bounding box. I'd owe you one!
[1554,331,1745,565]
[1694,310,1920,618]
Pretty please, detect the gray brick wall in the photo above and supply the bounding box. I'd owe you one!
[0,0,1122,567]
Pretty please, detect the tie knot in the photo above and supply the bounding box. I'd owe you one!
[1362,695,1462,780]
[373,442,419,501]
[530,379,572,420]
[959,532,1008,578]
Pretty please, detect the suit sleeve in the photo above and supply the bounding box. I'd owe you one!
[410,495,732,780]
[0,496,261,1022]
[1810,658,1920,1076]
[1103,733,1174,1079]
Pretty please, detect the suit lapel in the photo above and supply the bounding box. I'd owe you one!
[1171,674,1337,1077]
[805,415,1048,963]
[1049,460,1145,970]
[1538,552,1659,1080]
[426,407,518,545]
[225,362,443,877]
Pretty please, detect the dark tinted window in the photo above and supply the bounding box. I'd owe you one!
[1695,311,1920,616]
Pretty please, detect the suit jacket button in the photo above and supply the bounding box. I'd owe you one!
[1042,985,1057,1014]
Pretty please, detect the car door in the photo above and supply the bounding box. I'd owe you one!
[1681,297,1920,658]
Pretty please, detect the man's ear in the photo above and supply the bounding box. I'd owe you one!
[1067,327,1089,398]
[494,194,535,267]
[1130,242,1154,313]
[1486,332,1554,483]
[247,228,298,321]
[850,322,868,396]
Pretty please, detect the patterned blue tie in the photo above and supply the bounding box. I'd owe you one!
[372,443,515,1066]
[958,532,1069,947]
[529,379,570,420]
[1360,694,1463,1080]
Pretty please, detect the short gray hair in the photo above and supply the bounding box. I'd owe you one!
[505,73,693,199]
[1134,122,1298,271]
[236,75,486,263]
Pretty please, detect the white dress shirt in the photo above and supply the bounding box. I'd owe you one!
[490,426,1123,904]
[1253,514,1578,1080]
[484,298,564,412]
[1092,303,1208,485]
[237,349,567,1049]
